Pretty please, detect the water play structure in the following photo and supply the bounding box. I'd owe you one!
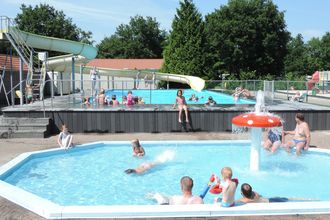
[232,91,282,171]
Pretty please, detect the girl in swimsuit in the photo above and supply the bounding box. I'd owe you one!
[57,124,74,149]
[173,89,189,123]
[131,139,145,157]
[283,113,311,155]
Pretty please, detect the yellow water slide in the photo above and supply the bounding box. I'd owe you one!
[16,29,205,91]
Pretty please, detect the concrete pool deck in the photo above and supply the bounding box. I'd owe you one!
[1,131,330,220]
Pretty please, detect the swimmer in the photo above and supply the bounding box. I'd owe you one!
[125,150,174,175]
[131,139,145,157]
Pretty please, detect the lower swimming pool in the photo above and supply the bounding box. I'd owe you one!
[0,140,330,218]
[105,89,255,105]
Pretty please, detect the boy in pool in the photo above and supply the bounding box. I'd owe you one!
[131,139,145,157]
[214,167,237,207]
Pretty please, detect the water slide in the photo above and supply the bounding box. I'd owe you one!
[16,29,205,91]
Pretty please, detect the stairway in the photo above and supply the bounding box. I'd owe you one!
[0,116,50,138]
[0,16,45,103]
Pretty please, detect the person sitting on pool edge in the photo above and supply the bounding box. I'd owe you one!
[57,124,74,149]
[283,113,311,156]
[173,89,189,123]
[263,127,284,153]
[147,176,204,205]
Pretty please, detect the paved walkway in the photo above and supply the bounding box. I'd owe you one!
[1,131,330,220]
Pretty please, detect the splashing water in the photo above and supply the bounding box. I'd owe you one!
[155,150,175,164]
[254,90,265,115]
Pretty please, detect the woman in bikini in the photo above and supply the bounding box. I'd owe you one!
[173,89,189,123]
[283,113,311,155]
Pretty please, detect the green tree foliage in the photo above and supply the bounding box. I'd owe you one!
[205,0,289,80]
[284,34,309,77]
[15,4,93,44]
[97,15,166,58]
[305,37,323,73]
[162,0,206,79]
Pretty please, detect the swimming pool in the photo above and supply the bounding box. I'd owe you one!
[0,141,330,218]
[104,89,255,105]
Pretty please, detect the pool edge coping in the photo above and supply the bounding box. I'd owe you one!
[0,140,330,219]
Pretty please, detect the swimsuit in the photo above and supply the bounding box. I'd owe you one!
[221,202,235,207]
[269,197,289,202]
[268,129,282,143]
[293,139,307,145]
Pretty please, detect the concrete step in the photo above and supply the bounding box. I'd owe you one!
[0,129,48,138]
[0,124,48,131]
[0,116,49,125]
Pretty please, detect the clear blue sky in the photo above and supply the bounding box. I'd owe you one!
[1,0,329,44]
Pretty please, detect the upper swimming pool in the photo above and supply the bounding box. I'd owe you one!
[104,89,255,105]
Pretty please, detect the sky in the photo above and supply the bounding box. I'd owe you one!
[1,0,330,44]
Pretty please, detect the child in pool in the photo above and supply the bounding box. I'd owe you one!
[131,139,145,157]
[214,167,237,207]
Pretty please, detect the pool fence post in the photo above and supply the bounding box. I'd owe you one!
[60,72,63,96]
[107,75,110,89]
[80,65,83,92]
[51,70,54,108]
[71,57,75,94]
[10,47,14,107]
[167,75,169,90]
[112,76,114,89]
[19,57,23,106]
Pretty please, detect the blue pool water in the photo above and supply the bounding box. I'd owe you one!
[104,89,255,105]
[2,141,330,206]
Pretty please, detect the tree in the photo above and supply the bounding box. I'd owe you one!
[284,34,309,77]
[15,4,93,44]
[305,37,323,73]
[205,0,289,80]
[162,0,206,79]
[97,15,166,58]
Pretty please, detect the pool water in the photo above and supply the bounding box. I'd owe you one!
[104,89,255,105]
[3,141,330,206]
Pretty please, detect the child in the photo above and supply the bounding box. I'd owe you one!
[127,90,134,106]
[25,84,33,104]
[205,96,217,106]
[215,167,237,207]
[122,95,127,105]
[131,139,145,157]
[110,95,119,106]
[57,124,74,149]
[98,89,106,105]
[173,89,189,123]
[83,97,90,106]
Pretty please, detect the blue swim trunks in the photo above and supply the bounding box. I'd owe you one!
[269,197,289,202]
